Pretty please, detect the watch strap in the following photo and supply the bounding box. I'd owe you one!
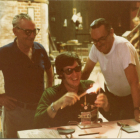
[51,102,56,112]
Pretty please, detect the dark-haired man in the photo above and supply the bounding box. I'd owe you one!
[82,18,140,122]
[34,52,108,128]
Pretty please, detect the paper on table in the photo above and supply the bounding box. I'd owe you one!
[19,128,62,138]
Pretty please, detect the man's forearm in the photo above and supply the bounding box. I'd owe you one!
[81,70,90,80]
[46,66,54,88]
[131,83,140,108]
[47,76,54,87]
[81,58,95,80]
[47,100,61,118]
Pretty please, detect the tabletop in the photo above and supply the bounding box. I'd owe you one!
[17,119,140,138]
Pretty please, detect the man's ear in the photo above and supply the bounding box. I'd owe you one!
[13,28,17,36]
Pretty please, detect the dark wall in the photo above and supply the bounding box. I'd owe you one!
[49,0,131,43]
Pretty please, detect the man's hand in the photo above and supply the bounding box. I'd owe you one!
[94,93,110,112]
[134,110,140,123]
[47,92,80,119]
[58,92,80,109]
[0,94,17,110]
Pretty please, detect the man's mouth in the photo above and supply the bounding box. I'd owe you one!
[72,78,78,81]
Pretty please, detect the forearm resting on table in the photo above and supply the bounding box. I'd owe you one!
[131,83,140,108]
[130,83,140,122]
[125,64,140,107]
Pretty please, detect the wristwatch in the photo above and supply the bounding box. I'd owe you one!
[134,107,140,111]
[51,102,56,112]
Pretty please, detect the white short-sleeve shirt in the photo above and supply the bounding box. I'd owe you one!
[89,35,140,96]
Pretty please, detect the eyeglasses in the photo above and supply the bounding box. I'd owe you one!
[63,65,81,75]
[92,32,110,45]
[16,27,40,36]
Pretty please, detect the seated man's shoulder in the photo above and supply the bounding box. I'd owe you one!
[45,84,61,94]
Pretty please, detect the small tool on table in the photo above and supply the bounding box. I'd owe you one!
[78,132,99,136]
[117,121,138,138]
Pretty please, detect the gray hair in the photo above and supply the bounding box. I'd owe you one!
[12,13,32,28]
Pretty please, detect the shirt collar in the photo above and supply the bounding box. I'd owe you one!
[104,34,116,56]
[13,38,41,50]
[34,42,42,50]
[58,81,90,96]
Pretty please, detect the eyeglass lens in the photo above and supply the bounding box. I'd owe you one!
[93,33,109,44]
[17,27,40,36]
[25,28,40,36]
[64,65,81,75]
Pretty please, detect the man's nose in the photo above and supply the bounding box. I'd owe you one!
[72,70,77,75]
[95,41,101,47]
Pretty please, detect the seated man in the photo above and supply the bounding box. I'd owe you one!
[34,52,108,128]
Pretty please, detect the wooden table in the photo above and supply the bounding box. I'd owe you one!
[17,119,140,138]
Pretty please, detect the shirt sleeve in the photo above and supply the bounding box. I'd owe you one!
[89,44,98,63]
[36,43,51,70]
[119,42,137,70]
[42,48,51,70]
[34,88,54,128]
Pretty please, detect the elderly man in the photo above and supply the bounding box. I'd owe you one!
[0,13,53,138]
[34,52,108,128]
[82,18,140,122]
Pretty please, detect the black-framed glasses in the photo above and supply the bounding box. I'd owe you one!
[16,27,40,36]
[92,32,110,45]
[63,65,81,75]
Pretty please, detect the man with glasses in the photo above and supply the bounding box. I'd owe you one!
[82,18,140,122]
[34,52,108,128]
[0,13,53,138]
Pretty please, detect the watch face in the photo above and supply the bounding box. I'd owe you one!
[51,102,56,112]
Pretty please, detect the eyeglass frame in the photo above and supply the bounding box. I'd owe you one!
[16,26,40,36]
[62,65,82,75]
[92,32,110,45]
